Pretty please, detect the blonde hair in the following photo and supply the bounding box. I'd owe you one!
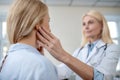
[7,0,48,44]
[81,10,113,47]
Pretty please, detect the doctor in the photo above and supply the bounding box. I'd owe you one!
[37,10,120,80]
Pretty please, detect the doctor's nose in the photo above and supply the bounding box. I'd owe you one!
[84,24,89,30]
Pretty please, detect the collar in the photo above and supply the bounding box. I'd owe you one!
[84,39,106,49]
[95,39,106,49]
[7,43,40,55]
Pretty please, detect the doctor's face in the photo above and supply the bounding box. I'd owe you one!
[82,15,102,40]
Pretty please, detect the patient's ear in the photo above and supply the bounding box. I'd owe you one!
[35,19,43,30]
[35,24,40,30]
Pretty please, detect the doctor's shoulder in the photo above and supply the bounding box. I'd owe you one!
[96,43,120,77]
[105,43,120,59]
[106,43,120,53]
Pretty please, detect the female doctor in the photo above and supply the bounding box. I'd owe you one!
[37,10,120,80]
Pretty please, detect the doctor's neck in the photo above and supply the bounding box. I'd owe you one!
[88,37,101,43]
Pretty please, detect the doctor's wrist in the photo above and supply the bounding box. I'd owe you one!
[60,51,73,64]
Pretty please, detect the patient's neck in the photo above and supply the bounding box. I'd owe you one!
[18,30,37,48]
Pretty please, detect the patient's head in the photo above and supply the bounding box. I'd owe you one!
[7,0,50,44]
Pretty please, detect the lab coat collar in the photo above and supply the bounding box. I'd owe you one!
[85,39,106,63]
[84,39,106,49]
[95,39,106,49]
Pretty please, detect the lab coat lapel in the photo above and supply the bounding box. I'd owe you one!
[86,40,106,63]
[80,46,88,63]
[86,47,98,63]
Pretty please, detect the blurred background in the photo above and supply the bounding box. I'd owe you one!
[0,0,120,77]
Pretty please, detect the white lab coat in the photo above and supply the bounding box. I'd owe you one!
[57,39,120,80]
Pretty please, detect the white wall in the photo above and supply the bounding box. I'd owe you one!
[0,5,120,65]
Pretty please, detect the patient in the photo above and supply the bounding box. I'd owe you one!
[0,0,58,80]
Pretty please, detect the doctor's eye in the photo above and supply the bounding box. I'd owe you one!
[88,20,94,24]
[82,22,86,26]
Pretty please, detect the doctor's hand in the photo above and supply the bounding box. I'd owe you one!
[37,27,94,80]
[36,27,70,62]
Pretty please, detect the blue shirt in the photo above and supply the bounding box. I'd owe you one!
[88,40,104,80]
[88,40,99,54]
[0,43,58,80]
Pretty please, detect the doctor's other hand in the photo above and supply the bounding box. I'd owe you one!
[36,27,70,62]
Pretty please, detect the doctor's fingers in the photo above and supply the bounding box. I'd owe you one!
[37,32,56,50]
[40,27,58,42]
[37,32,50,46]
[39,27,60,46]
[37,27,62,50]
[38,27,53,42]
[37,40,57,54]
